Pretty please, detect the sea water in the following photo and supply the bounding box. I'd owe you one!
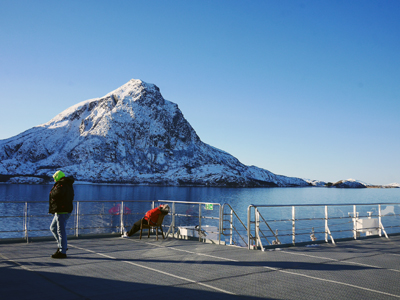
[1,184,399,206]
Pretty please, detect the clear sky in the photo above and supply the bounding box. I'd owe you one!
[1,0,399,185]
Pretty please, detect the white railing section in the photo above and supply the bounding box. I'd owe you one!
[0,200,222,243]
[247,203,400,251]
[220,203,250,247]
[160,200,222,243]
[1,201,399,250]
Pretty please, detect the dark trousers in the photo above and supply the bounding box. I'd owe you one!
[127,218,148,236]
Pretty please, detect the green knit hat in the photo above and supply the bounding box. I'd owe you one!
[53,170,65,182]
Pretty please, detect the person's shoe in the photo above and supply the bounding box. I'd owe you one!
[51,252,67,259]
[121,232,130,238]
[53,248,68,255]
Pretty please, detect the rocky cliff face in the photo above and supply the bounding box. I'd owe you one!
[331,179,367,188]
[0,79,309,187]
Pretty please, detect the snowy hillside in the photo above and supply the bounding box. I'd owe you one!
[331,179,367,188]
[0,79,309,187]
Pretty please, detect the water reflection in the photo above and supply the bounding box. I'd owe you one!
[1,184,399,206]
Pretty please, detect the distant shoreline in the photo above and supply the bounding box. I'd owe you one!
[366,185,399,189]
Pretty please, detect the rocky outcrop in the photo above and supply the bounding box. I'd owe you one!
[331,179,367,188]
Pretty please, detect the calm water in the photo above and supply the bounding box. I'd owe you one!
[1,184,400,221]
[1,184,400,207]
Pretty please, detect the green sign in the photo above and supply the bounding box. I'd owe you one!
[205,204,213,210]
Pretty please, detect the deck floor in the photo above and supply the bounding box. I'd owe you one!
[1,234,400,299]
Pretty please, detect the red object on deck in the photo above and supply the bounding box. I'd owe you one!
[108,204,131,215]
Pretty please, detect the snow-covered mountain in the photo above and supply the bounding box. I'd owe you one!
[0,79,310,187]
[329,179,399,188]
[331,179,367,188]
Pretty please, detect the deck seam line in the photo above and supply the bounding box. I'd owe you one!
[0,252,87,299]
[0,252,32,272]
[69,244,236,295]
[125,239,400,298]
[280,250,400,273]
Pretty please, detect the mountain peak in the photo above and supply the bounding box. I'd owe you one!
[105,79,162,104]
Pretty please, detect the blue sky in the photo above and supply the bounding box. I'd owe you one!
[1,0,399,185]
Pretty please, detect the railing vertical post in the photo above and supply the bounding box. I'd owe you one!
[218,204,223,245]
[230,207,233,245]
[247,205,252,250]
[120,201,124,235]
[292,206,296,245]
[255,207,265,251]
[172,202,176,238]
[353,205,357,239]
[378,204,382,237]
[198,204,202,242]
[75,202,80,237]
[24,202,28,243]
[325,205,328,242]
[255,207,259,248]
[377,204,388,238]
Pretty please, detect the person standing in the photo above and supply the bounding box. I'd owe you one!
[49,170,74,259]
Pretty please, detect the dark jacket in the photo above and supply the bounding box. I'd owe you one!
[49,177,75,214]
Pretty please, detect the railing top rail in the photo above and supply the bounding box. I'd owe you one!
[0,200,222,205]
[248,202,400,208]
[222,203,234,209]
[158,200,221,206]
[0,200,156,203]
[82,200,156,203]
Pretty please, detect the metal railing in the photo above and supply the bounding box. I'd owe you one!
[247,203,400,251]
[161,200,222,243]
[0,200,222,243]
[221,203,250,247]
[1,201,399,251]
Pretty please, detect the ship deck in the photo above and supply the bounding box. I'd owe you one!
[1,234,400,299]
